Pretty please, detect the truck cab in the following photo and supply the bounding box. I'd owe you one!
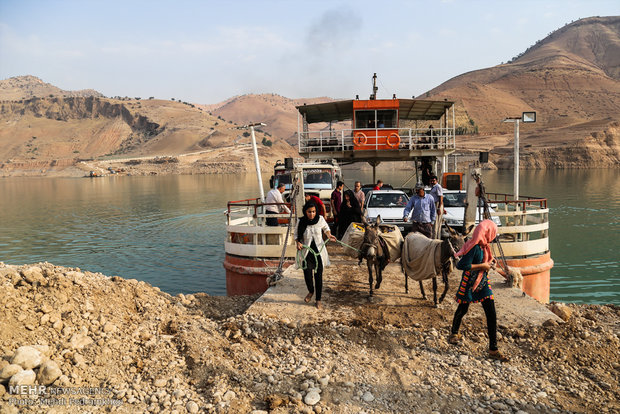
[270,159,342,222]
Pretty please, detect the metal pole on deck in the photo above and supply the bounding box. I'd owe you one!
[503,112,535,201]
[502,117,521,201]
[249,122,267,202]
[513,119,520,201]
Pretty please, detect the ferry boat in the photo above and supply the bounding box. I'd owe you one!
[223,75,553,302]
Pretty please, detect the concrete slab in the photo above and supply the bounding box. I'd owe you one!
[246,248,561,327]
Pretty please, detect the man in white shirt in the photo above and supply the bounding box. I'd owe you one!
[265,183,291,226]
[353,181,365,210]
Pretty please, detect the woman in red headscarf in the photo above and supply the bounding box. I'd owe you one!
[448,220,508,362]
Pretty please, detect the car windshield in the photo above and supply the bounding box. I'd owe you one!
[303,169,332,185]
[444,192,492,208]
[362,184,393,196]
[443,192,467,207]
[274,172,292,186]
[368,193,408,208]
[275,168,334,189]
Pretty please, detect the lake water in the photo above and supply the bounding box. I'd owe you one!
[0,169,618,304]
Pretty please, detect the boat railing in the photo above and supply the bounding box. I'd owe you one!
[485,192,549,259]
[298,127,456,152]
[226,198,298,258]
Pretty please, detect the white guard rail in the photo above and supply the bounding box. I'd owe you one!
[486,194,549,258]
[226,198,297,258]
[299,127,456,152]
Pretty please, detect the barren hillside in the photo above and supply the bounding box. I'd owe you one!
[209,94,334,144]
[0,77,297,176]
[420,16,620,168]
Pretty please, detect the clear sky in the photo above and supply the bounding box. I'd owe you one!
[1,0,618,103]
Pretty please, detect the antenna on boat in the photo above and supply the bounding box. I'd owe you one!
[370,73,378,100]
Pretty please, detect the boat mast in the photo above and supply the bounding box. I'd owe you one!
[370,73,378,100]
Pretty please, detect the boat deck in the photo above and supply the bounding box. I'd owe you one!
[246,245,559,328]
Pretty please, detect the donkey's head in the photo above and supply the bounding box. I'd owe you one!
[444,223,475,254]
[360,216,382,262]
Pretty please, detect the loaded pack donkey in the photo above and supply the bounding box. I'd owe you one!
[358,216,393,297]
[401,224,472,306]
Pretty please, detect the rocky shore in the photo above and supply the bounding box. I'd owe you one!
[0,262,618,414]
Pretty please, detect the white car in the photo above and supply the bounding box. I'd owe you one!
[364,190,411,233]
[442,190,501,231]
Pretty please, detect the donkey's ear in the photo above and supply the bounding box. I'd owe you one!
[446,223,457,236]
[464,224,475,236]
[361,216,368,227]
[375,215,382,225]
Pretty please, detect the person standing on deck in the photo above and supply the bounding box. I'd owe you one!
[265,183,290,226]
[296,201,337,310]
[304,193,326,218]
[353,181,365,210]
[448,219,509,362]
[402,183,436,239]
[420,159,433,187]
[337,190,363,239]
[330,181,344,235]
[428,175,444,239]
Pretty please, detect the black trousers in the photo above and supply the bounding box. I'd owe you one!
[266,211,278,226]
[450,298,498,351]
[303,242,323,301]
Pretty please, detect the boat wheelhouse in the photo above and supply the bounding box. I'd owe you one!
[296,76,456,179]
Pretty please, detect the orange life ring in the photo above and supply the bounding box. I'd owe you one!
[387,133,400,148]
[353,132,368,146]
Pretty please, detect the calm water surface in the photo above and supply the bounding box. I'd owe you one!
[0,175,262,295]
[0,170,618,304]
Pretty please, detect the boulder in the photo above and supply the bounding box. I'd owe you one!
[8,369,36,387]
[37,361,62,385]
[10,346,43,370]
[0,364,23,383]
[69,333,94,350]
[304,390,321,405]
[549,303,572,321]
[186,401,199,413]
[103,322,116,333]
[21,266,45,285]
[362,391,375,402]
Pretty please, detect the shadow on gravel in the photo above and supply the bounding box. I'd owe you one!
[194,293,261,320]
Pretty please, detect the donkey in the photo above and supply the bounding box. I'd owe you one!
[358,216,390,297]
[401,224,472,306]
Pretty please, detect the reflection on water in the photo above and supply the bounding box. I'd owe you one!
[0,169,618,303]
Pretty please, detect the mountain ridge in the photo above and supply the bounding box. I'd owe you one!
[0,75,104,100]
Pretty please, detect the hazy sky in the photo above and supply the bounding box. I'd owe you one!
[1,0,618,103]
